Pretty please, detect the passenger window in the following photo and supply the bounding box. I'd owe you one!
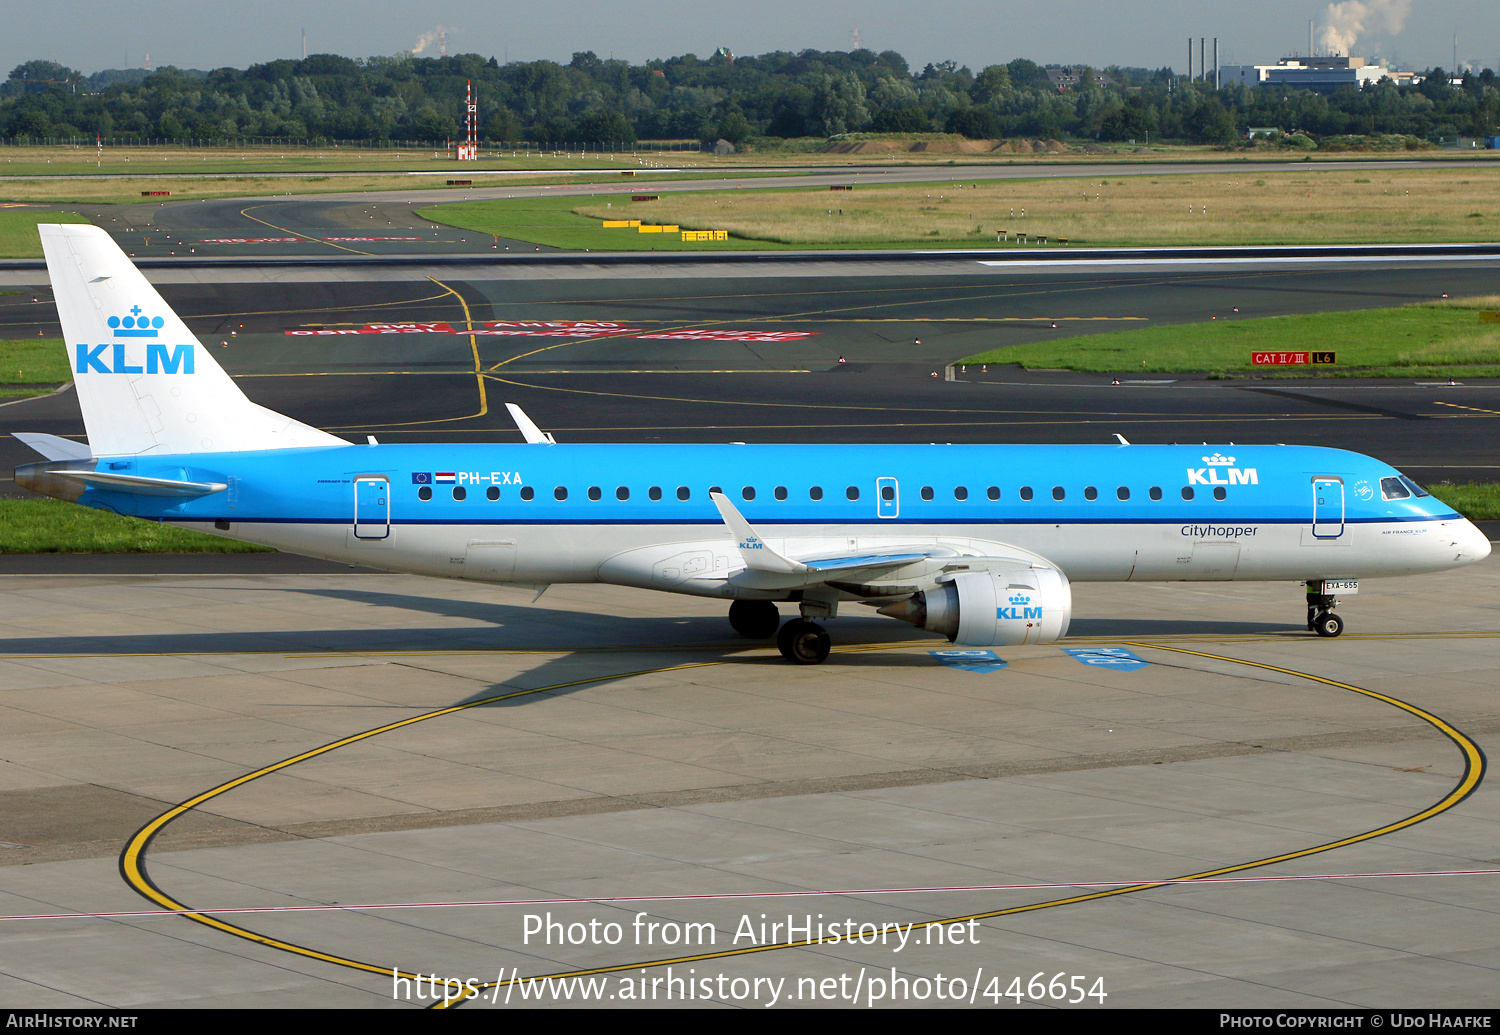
[881,484,895,501]
[418,486,433,501]
[486,485,499,501]
[554,486,568,501]
[616,486,629,501]
[1117,486,1130,501]
[1213,486,1227,500]
[920,486,934,501]
[1181,486,1194,501]
[521,486,535,501]
[1149,486,1162,501]
[453,486,467,501]
[676,486,689,500]
[987,486,1000,500]
[846,486,860,501]
[587,486,602,501]
[954,486,968,501]
[742,486,756,501]
[1084,486,1098,501]
[649,486,663,501]
[1019,486,1033,501]
[774,486,787,501]
[709,485,722,495]
[1052,486,1065,501]
[810,486,823,501]
[1380,476,1410,500]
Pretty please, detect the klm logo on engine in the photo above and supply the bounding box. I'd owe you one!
[75,342,195,375]
[997,592,1042,621]
[1186,452,1257,486]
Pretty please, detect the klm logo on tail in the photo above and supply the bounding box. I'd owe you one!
[75,307,195,374]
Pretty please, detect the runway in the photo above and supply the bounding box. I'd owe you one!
[2,258,1498,493]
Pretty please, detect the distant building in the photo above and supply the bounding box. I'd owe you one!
[1244,127,1279,140]
[1044,67,1113,91]
[1219,56,1414,92]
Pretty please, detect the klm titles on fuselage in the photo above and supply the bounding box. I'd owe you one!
[1187,454,1258,486]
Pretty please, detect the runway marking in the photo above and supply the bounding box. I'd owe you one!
[107,643,1484,1007]
[237,205,374,257]
[321,277,489,429]
[15,867,1500,923]
[1435,401,1500,416]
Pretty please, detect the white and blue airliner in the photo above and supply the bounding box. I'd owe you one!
[14,225,1491,663]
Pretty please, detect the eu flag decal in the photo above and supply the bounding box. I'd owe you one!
[1063,647,1149,672]
[412,472,432,485]
[930,649,1008,673]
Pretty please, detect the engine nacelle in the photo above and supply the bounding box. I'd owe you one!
[879,568,1071,646]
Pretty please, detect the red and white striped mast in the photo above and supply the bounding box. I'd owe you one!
[457,80,478,161]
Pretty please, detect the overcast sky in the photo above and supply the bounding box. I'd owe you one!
[3,0,1496,78]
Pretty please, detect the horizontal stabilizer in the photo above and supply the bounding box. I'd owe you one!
[12,433,92,461]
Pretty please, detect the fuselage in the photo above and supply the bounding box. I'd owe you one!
[54,442,1490,596]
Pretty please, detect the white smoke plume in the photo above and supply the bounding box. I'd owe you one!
[1317,0,1412,56]
[412,26,445,55]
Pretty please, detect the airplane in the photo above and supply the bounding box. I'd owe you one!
[12,224,1492,664]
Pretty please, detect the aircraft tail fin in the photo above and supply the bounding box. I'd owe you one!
[39,223,348,457]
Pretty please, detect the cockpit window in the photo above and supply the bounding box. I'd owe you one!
[1400,475,1430,498]
[1380,477,1410,501]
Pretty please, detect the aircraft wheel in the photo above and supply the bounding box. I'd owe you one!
[776,619,831,664]
[729,600,780,639]
[1313,612,1344,638]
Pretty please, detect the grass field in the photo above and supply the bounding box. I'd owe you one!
[417,195,797,252]
[0,209,91,257]
[560,167,1500,247]
[958,297,1500,378]
[0,143,702,177]
[0,338,69,397]
[1428,482,1500,520]
[0,499,272,553]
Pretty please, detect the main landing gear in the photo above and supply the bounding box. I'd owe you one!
[728,599,781,639]
[1306,581,1344,638]
[726,599,833,664]
[776,619,831,665]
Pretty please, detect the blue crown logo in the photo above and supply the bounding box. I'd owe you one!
[1008,593,1031,605]
[108,306,163,338]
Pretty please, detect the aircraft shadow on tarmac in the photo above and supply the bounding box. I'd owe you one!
[0,583,1301,667]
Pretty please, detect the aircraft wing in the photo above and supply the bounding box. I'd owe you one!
[706,491,1041,592]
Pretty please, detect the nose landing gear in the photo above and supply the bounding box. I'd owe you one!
[1306,582,1344,637]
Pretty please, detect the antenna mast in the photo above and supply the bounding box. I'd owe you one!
[457,80,478,161]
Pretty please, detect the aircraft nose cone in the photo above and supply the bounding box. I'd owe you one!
[1453,519,1492,564]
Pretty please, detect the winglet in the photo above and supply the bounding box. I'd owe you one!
[1114,433,1130,445]
[709,491,807,574]
[505,403,556,445]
